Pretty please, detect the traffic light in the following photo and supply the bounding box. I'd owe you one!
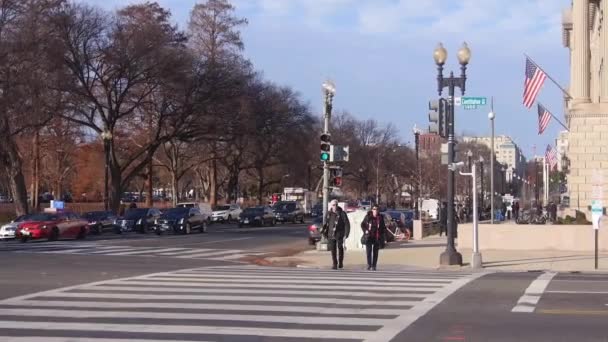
[428,98,448,138]
[320,133,331,161]
[330,167,343,187]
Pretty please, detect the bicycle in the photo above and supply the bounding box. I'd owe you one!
[386,225,411,242]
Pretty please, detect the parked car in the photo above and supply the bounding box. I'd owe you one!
[307,216,323,245]
[15,211,89,242]
[82,211,117,235]
[155,207,207,235]
[211,204,242,223]
[239,206,276,227]
[176,202,212,223]
[273,201,305,223]
[0,214,35,240]
[114,208,162,233]
[311,203,323,217]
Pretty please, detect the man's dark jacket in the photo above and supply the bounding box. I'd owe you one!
[323,207,350,240]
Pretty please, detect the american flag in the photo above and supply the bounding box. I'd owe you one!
[523,57,547,108]
[537,103,552,135]
[545,144,558,170]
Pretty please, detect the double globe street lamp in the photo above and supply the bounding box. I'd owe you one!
[433,42,471,266]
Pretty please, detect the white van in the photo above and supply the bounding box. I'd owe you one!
[176,202,212,222]
[421,199,440,220]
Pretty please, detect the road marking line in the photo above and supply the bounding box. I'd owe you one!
[173,249,242,258]
[104,247,189,256]
[546,290,608,294]
[155,248,212,256]
[511,271,557,313]
[114,280,441,291]
[0,320,375,340]
[0,308,387,326]
[0,337,210,342]
[1,299,408,315]
[162,273,454,282]
[141,276,451,287]
[539,309,608,316]
[30,291,421,306]
[83,285,433,298]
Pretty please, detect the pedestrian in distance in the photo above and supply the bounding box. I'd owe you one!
[439,202,447,237]
[513,201,520,221]
[361,205,387,271]
[322,199,350,270]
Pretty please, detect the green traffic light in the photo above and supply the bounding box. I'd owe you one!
[320,152,330,161]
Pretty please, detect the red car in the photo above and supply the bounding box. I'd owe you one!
[16,212,89,243]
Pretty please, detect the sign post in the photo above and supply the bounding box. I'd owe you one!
[592,200,602,269]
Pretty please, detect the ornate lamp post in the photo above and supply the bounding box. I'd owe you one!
[434,42,471,266]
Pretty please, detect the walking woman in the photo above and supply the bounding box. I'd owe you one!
[361,205,387,271]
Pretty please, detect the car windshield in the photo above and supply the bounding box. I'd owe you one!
[243,208,262,214]
[27,213,59,221]
[14,214,35,222]
[124,209,148,219]
[360,201,371,206]
[275,203,295,211]
[163,208,189,218]
[215,205,230,211]
[83,211,107,220]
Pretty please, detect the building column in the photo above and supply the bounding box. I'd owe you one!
[601,0,608,101]
[573,0,591,104]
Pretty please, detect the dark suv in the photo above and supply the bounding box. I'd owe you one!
[273,201,305,224]
[155,207,207,235]
[115,208,161,233]
[82,211,117,235]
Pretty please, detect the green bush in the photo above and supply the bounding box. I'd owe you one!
[575,210,591,225]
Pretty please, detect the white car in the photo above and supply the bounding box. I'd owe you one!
[176,202,212,222]
[0,214,34,240]
[211,204,242,223]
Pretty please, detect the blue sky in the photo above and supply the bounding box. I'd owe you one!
[87,0,571,158]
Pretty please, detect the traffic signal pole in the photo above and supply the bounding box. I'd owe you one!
[321,82,335,228]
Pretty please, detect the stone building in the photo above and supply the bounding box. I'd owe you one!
[462,135,526,181]
[562,0,608,212]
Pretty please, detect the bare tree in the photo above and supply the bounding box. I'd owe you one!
[0,0,66,215]
[57,2,192,212]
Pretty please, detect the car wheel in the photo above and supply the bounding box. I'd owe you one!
[76,227,86,240]
[227,215,232,223]
[272,219,276,226]
[308,238,316,246]
[300,216,305,224]
[200,221,207,233]
[185,223,192,235]
[49,227,59,241]
[238,223,243,228]
[20,237,28,243]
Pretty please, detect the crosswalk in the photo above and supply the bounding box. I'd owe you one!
[0,265,483,342]
[0,242,267,262]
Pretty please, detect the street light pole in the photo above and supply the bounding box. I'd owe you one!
[434,42,470,266]
[459,163,482,269]
[479,156,484,219]
[101,130,113,212]
[413,124,421,219]
[321,80,335,228]
[467,149,472,221]
[376,151,380,205]
[488,105,495,224]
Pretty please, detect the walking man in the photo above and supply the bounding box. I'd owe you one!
[322,199,350,270]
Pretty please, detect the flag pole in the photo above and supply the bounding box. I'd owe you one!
[525,53,572,100]
[538,102,570,132]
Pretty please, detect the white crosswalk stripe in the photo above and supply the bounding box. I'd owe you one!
[0,265,483,341]
[0,242,267,261]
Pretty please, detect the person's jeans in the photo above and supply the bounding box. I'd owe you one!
[365,239,380,267]
[329,238,344,266]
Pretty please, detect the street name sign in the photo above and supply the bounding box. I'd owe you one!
[455,97,487,110]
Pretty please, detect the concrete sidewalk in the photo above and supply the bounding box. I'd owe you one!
[267,236,608,272]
